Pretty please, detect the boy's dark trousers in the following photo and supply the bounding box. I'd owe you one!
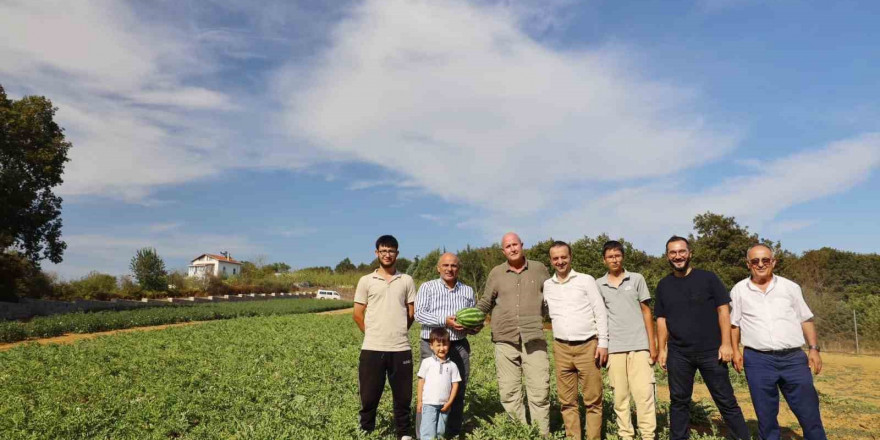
[359,350,413,438]
[416,338,471,439]
[667,348,751,440]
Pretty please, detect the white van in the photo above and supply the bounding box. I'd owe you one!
[316,289,341,300]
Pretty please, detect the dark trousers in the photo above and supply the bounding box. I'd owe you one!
[744,348,827,440]
[359,349,413,438]
[416,338,470,438]
[667,348,750,440]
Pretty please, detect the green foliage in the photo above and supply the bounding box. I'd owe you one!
[129,247,168,291]
[408,248,442,282]
[0,85,71,265]
[0,85,72,300]
[265,262,291,273]
[0,315,733,439]
[334,257,357,273]
[0,298,352,343]
[688,212,778,289]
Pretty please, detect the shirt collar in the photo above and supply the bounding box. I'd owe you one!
[746,274,777,293]
[551,269,581,284]
[435,278,462,291]
[505,259,529,272]
[370,269,401,282]
[598,270,630,286]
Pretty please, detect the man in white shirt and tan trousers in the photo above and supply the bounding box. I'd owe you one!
[731,244,827,440]
[543,241,609,440]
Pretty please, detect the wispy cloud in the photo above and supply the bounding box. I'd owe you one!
[279,0,737,217]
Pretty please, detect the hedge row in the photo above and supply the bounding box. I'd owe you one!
[0,298,352,344]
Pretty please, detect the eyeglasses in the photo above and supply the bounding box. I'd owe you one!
[749,258,773,266]
[377,250,399,256]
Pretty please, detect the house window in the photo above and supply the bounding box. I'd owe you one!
[233,268,236,275]
[223,266,227,273]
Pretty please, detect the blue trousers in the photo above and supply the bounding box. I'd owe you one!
[667,348,750,440]
[420,404,449,439]
[744,348,827,440]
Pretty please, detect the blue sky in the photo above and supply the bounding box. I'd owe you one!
[2,0,878,278]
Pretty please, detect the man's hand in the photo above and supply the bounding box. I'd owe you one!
[732,350,744,373]
[659,348,668,371]
[648,344,658,365]
[808,349,823,375]
[417,401,422,413]
[464,324,483,335]
[440,403,452,413]
[595,347,608,367]
[718,344,734,363]
[446,316,465,332]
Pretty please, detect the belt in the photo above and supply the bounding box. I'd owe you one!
[745,346,801,356]
[554,336,596,345]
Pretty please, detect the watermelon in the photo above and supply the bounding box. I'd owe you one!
[455,308,486,328]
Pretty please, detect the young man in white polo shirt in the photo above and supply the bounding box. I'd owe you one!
[731,244,826,440]
[543,241,608,440]
[353,235,417,440]
[596,240,657,440]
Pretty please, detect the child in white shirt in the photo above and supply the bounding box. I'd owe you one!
[417,327,462,440]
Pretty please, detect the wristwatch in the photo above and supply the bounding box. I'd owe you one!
[808,345,820,352]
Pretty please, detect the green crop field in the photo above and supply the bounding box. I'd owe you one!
[0,299,353,344]
[2,312,877,439]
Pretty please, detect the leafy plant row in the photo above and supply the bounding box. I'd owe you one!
[0,313,741,439]
[0,299,352,344]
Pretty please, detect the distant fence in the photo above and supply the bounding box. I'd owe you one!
[0,292,318,321]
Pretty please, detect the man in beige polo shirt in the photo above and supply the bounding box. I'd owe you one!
[353,235,417,440]
[476,232,552,436]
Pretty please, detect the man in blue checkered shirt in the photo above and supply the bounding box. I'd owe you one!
[414,252,477,438]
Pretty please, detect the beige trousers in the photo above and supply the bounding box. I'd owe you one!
[607,350,657,440]
[494,339,551,435]
[553,338,603,440]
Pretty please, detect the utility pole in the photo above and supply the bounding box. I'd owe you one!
[854,309,860,355]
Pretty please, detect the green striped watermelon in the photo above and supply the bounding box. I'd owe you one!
[455,308,486,328]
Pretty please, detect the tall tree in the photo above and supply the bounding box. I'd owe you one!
[688,212,779,288]
[0,85,72,300]
[130,247,168,291]
[334,257,357,273]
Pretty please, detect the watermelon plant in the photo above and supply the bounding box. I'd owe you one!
[0,312,749,439]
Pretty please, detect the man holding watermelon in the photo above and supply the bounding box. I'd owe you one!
[476,232,552,436]
[414,252,479,438]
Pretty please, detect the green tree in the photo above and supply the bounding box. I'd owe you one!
[688,212,779,289]
[130,247,168,291]
[264,262,291,274]
[334,258,357,273]
[0,85,72,300]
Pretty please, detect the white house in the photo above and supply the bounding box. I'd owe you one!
[188,252,242,278]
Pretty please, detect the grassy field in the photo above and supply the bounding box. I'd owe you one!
[1,312,877,439]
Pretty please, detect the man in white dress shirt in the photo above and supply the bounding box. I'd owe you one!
[731,244,827,440]
[543,241,609,440]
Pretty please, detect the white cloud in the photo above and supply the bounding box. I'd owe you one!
[280,0,737,216]
[523,133,880,249]
[0,1,245,201]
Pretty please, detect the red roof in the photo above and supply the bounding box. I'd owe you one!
[192,253,242,264]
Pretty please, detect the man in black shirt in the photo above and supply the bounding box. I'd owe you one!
[655,236,750,440]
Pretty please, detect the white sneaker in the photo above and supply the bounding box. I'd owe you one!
[399,436,414,440]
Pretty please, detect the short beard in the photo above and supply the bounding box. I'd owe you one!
[669,258,690,273]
